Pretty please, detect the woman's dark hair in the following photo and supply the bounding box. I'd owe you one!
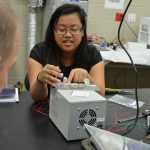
[44,3,88,67]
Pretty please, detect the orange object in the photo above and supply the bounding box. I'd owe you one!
[115,12,123,22]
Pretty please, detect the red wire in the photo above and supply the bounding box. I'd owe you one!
[107,113,118,131]
[106,111,131,132]
[33,99,49,116]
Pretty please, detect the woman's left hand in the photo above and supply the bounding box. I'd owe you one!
[67,68,89,83]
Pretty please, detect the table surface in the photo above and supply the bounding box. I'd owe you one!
[0,89,150,150]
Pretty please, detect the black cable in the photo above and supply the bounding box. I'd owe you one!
[117,0,139,136]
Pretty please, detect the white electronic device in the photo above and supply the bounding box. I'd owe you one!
[49,83,107,141]
[138,17,150,46]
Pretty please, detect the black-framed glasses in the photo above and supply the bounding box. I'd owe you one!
[54,27,83,35]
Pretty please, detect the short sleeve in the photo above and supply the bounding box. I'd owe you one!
[87,44,103,71]
[29,42,45,66]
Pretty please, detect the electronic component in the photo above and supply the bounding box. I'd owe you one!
[118,113,144,123]
[142,110,150,117]
[55,82,99,91]
[147,116,150,127]
[118,110,150,123]
[49,83,107,141]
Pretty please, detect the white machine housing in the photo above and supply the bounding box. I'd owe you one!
[49,84,107,141]
[138,17,150,46]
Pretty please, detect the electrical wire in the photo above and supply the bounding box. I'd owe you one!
[117,0,139,136]
[111,36,118,44]
[33,99,49,116]
[107,112,131,133]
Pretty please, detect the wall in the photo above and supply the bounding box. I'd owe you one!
[87,0,150,88]
[87,0,150,43]
[6,0,42,88]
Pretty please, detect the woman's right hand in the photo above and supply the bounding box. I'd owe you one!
[37,64,63,87]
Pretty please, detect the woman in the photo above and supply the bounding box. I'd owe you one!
[28,4,105,101]
[0,0,20,89]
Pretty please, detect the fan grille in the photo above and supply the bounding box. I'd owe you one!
[79,109,96,126]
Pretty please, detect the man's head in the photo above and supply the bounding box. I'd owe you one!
[0,0,20,89]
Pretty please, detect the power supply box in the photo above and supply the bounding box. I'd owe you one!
[49,83,107,141]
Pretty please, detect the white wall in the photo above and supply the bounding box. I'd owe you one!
[87,0,150,42]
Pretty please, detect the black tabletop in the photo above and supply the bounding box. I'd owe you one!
[0,89,150,150]
[0,92,81,150]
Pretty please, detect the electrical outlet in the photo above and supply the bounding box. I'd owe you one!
[128,13,136,22]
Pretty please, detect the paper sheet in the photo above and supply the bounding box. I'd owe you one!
[105,0,124,10]
[101,48,150,66]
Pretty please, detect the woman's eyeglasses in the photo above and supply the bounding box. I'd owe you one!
[54,27,83,35]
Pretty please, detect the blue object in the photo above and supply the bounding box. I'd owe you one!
[0,89,16,97]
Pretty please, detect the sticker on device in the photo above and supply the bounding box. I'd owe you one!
[72,90,89,97]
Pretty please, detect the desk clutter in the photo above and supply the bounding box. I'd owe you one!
[87,33,150,66]
[100,42,150,66]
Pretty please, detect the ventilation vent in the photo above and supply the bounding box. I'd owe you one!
[79,109,96,126]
